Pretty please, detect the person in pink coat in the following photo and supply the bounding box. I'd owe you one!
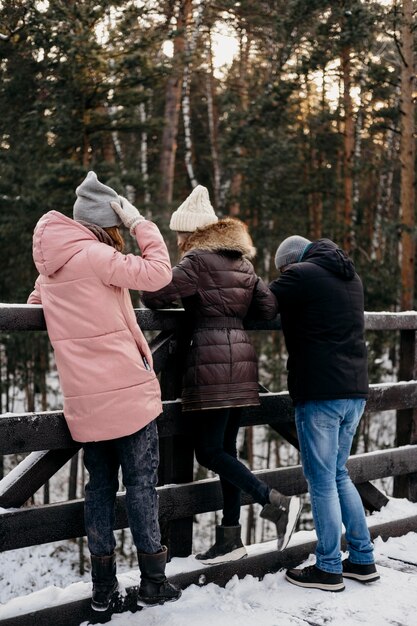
[28,171,181,611]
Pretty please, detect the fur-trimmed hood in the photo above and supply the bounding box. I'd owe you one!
[180,217,256,259]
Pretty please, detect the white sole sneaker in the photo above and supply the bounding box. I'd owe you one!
[285,573,345,592]
[197,546,248,565]
[279,496,302,551]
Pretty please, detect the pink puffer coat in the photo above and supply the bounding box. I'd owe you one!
[28,210,172,443]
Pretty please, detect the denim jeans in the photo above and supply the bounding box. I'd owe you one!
[191,407,270,526]
[83,420,162,557]
[295,398,374,574]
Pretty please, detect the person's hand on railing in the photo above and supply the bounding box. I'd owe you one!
[111,197,145,236]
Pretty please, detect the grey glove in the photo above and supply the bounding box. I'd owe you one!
[110,197,145,236]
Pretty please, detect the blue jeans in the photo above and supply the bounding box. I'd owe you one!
[295,399,374,574]
[83,420,162,556]
[191,407,270,526]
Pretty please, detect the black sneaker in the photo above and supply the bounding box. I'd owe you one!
[342,559,380,583]
[260,491,302,550]
[286,564,345,592]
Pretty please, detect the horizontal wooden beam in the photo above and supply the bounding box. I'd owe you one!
[1,446,416,552]
[2,383,417,454]
[1,513,416,626]
[0,306,184,332]
[2,305,417,332]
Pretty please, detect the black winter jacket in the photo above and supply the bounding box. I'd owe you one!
[142,218,278,411]
[269,239,368,404]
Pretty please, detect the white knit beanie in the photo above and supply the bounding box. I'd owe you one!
[73,171,122,227]
[169,185,218,232]
[274,235,312,270]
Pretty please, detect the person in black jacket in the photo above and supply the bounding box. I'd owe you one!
[269,235,379,592]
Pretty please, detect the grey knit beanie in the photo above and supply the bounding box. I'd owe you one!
[73,171,122,227]
[169,185,218,232]
[274,235,312,270]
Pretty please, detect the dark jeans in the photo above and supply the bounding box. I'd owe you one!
[191,407,270,526]
[83,420,162,557]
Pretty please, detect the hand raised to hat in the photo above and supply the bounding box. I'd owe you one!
[110,197,145,236]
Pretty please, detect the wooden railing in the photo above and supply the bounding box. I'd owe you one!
[1,306,417,625]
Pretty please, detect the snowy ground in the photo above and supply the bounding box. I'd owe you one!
[1,498,417,625]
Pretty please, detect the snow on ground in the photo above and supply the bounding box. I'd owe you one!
[1,498,417,625]
[104,535,417,626]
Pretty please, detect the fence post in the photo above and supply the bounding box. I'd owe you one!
[394,329,417,498]
[158,325,194,558]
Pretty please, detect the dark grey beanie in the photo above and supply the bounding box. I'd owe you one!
[73,171,122,227]
[274,235,312,270]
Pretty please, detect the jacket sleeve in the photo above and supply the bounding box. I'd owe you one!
[27,276,42,304]
[269,267,303,309]
[246,276,279,320]
[87,220,172,292]
[142,253,199,309]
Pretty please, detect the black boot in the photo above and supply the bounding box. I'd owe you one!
[195,525,247,565]
[90,553,118,612]
[137,546,182,606]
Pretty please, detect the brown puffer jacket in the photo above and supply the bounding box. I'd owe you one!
[142,218,278,411]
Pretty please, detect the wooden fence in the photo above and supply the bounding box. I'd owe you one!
[0,306,417,624]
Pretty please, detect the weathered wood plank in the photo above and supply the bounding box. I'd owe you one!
[365,382,417,412]
[1,446,416,552]
[2,384,417,454]
[355,482,389,512]
[394,330,417,497]
[0,449,79,508]
[0,412,76,455]
[364,312,417,330]
[158,324,195,558]
[0,305,184,332]
[1,514,417,626]
[3,305,417,332]
[148,330,176,374]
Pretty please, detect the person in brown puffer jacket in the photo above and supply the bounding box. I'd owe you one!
[142,186,302,564]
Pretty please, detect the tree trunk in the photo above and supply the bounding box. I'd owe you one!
[82,109,91,167]
[371,128,397,261]
[139,102,151,208]
[334,74,344,238]
[229,29,250,216]
[182,0,204,188]
[310,146,323,240]
[206,28,221,209]
[341,45,354,252]
[399,0,415,312]
[97,105,116,164]
[159,0,192,207]
[353,74,366,225]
